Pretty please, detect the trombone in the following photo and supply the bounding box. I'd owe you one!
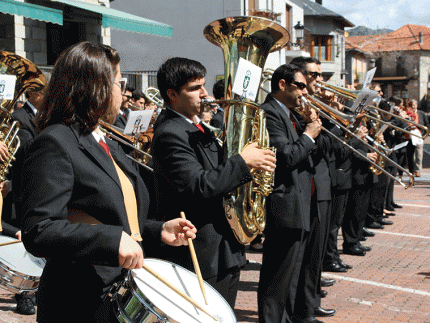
[316,81,429,140]
[99,120,153,172]
[258,85,414,188]
[301,96,415,189]
[145,87,164,108]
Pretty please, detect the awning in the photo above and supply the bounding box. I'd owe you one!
[51,0,172,38]
[0,0,62,25]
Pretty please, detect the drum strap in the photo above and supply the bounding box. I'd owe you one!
[99,140,142,242]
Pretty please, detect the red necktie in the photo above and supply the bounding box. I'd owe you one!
[195,123,205,133]
[99,140,111,156]
[289,113,297,132]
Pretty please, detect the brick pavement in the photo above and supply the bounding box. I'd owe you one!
[235,146,430,323]
[1,149,429,323]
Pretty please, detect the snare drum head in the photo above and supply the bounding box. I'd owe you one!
[132,258,236,323]
[0,236,45,277]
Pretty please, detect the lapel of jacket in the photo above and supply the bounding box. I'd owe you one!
[23,104,38,136]
[72,126,122,190]
[269,99,299,141]
[163,109,219,169]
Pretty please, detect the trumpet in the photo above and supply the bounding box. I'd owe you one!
[301,96,414,189]
[99,120,153,171]
[316,81,429,140]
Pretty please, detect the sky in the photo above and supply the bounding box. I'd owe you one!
[110,0,430,77]
[322,0,430,31]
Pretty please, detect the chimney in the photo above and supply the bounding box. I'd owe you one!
[419,32,423,44]
[316,0,322,4]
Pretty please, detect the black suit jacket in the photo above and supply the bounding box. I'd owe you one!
[12,102,37,146]
[113,109,130,129]
[17,124,163,322]
[292,111,333,202]
[261,96,316,232]
[418,110,429,128]
[151,108,251,279]
[210,109,224,129]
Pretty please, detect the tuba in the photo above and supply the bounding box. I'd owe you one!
[0,51,46,181]
[203,17,289,244]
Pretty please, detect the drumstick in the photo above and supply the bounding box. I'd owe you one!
[0,240,22,247]
[141,264,218,321]
[180,211,208,305]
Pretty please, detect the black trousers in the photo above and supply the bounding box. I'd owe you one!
[258,228,307,323]
[406,141,416,174]
[325,189,349,263]
[206,267,241,309]
[294,198,327,319]
[366,173,388,225]
[385,164,397,208]
[342,185,371,247]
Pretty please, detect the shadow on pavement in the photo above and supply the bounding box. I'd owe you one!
[235,309,258,322]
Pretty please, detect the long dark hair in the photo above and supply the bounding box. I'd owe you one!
[37,42,120,133]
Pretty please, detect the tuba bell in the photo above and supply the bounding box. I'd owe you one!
[203,16,289,244]
[0,51,46,181]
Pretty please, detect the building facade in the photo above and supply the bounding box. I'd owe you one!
[346,25,430,111]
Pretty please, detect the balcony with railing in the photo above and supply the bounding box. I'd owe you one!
[247,9,282,22]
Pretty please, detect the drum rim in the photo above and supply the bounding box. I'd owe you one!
[132,258,237,321]
[0,236,44,293]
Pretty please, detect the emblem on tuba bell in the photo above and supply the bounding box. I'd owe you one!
[203,17,290,244]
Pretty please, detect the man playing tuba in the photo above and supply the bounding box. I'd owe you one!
[152,57,276,308]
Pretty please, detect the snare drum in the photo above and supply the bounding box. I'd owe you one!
[0,236,46,293]
[109,258,237,323]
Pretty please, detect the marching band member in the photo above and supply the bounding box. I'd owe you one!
[289,57,336,320]
[17,42,196,323]
[152,57,276,308]
[258,63,321,323]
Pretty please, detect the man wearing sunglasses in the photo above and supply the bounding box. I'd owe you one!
[258,63,323,323]
[114,85,134,129]
[289,56,337,321]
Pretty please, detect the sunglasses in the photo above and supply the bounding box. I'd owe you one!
[306,71,322,78]
[291,81,307,90]
[115,78,127,93]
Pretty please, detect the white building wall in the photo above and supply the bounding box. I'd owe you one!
[111,0,303,95]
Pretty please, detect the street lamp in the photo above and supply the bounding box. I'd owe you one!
[288,21,305,48]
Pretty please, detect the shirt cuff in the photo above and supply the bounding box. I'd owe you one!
[303,133,315,143]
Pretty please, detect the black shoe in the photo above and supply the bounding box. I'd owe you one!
[249,242,263,251]
[392,203,403,208]
[314,307,336,317]
[359,236,367,241]
[338,258,353,269]
[343,245,366,256]
[15,297,35,315]
[385,206,395,211]
[367,221,384,229]
[322,261,347,273]
[321,290,328,298]
[362,228,375,237]
[321,277,335,287]
[379,219,393,225]
[358,243,371,252]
